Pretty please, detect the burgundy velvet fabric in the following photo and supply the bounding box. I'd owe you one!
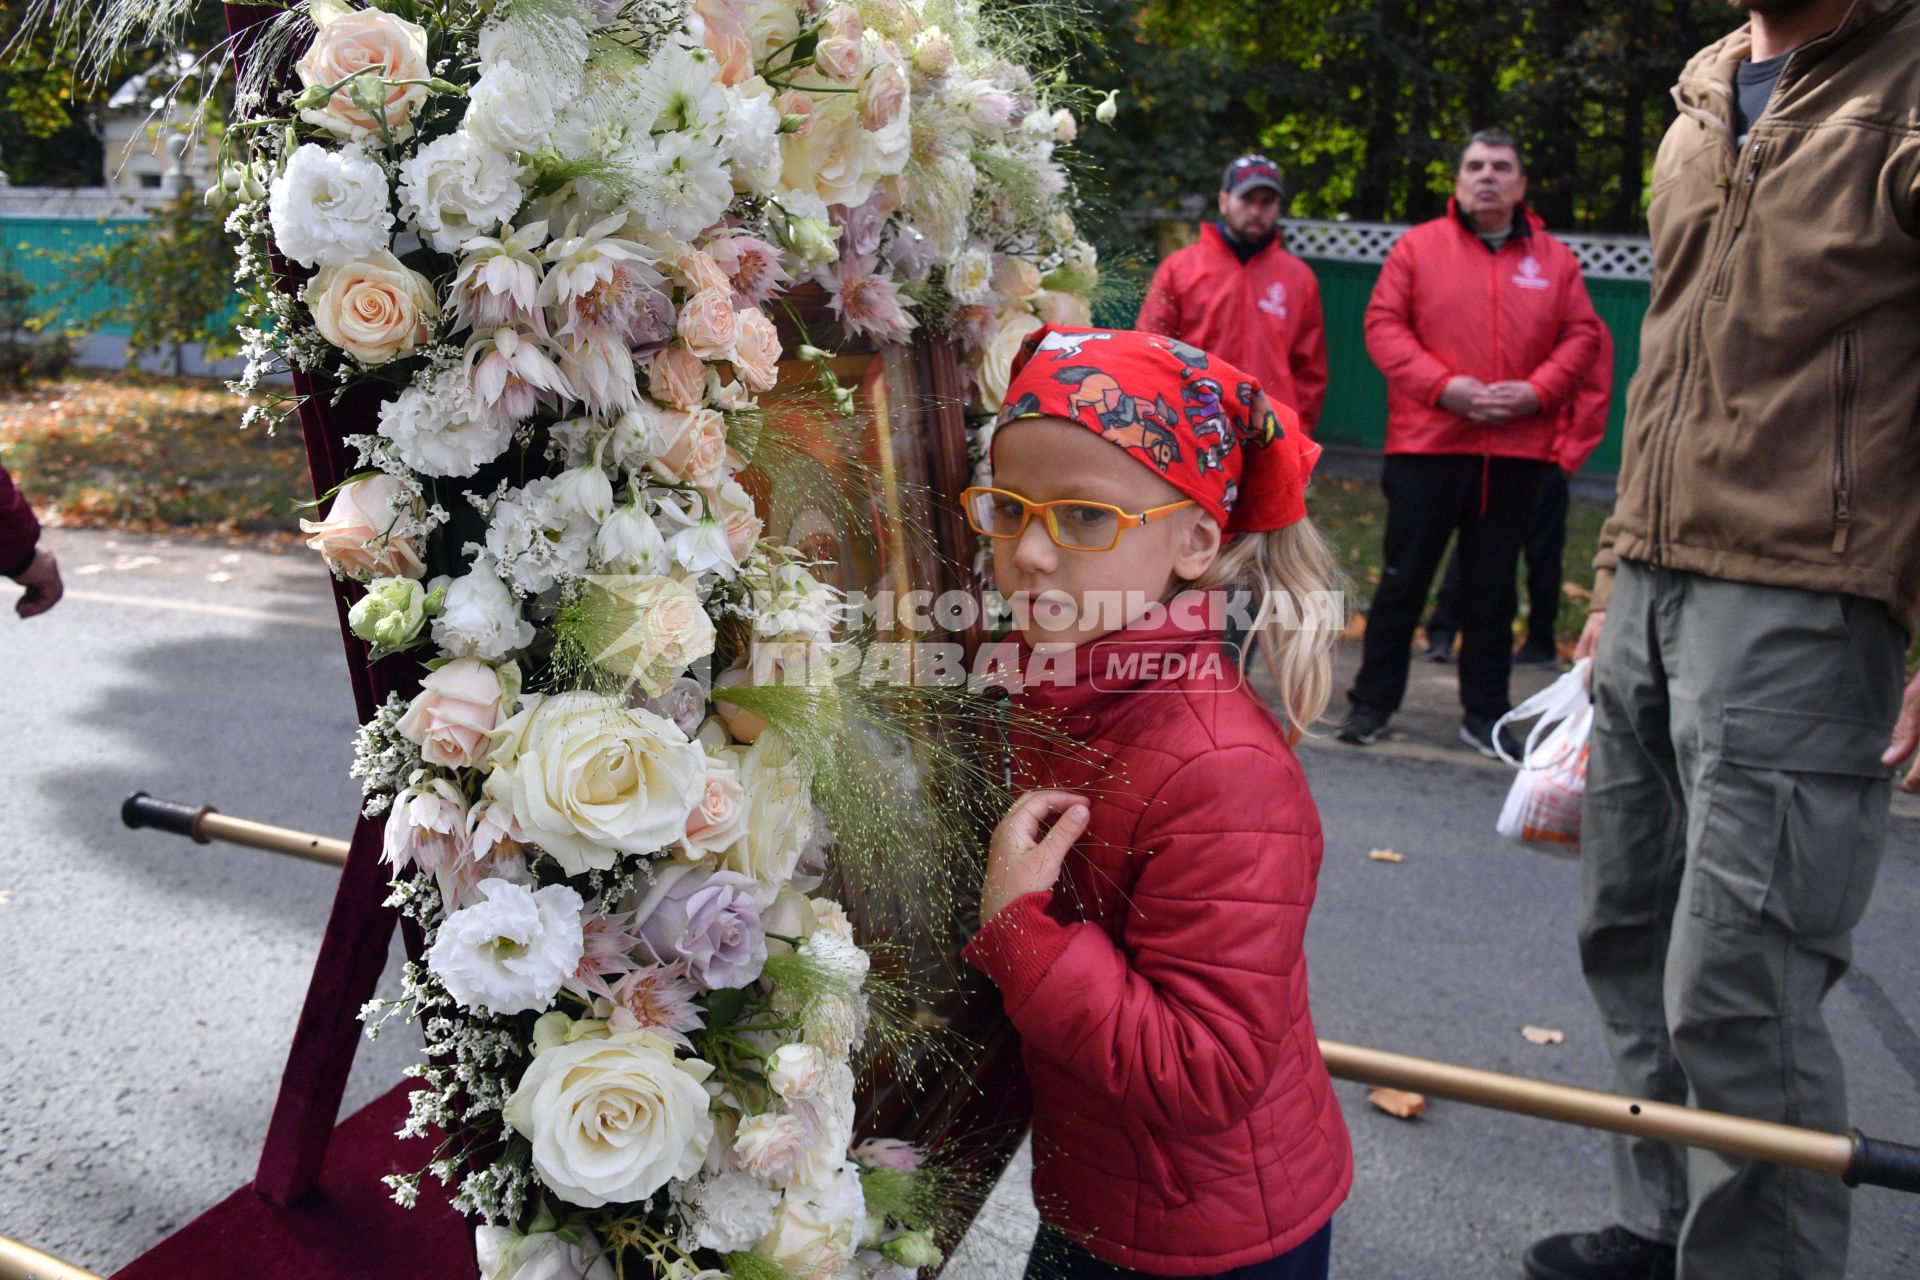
[112,1085,470,1280]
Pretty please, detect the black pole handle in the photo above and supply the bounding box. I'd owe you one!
[120,791,215,843]
[1846,1130,1920,1194]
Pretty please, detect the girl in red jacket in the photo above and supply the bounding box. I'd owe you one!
[960,326,1353,1278]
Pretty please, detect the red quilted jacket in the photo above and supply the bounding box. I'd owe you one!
[1363,201,1603,462]
[963,603,1352,1275]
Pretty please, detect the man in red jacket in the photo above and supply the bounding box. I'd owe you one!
[1338,131,1603,756]
[1,462,62,618]
[1425,325,1614,667]
[1136,153,1328,434]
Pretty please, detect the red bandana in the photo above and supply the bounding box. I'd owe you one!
[991,325,1321,533]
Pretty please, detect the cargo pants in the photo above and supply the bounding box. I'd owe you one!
[1580,561,1907,1278]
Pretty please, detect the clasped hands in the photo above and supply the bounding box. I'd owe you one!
[1440,376,1541,424]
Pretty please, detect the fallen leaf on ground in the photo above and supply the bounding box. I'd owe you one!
[1342,612,1368,642]
[1367,1087,1427,1119]
[1521,1025,1566,1045]
[1367,848,1405,863]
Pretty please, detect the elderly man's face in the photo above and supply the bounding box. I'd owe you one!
[1217,186,1280,241]
[1454,142,1527,228]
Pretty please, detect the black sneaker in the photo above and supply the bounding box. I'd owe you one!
[1334,703,1391,745]
[1513,641,1561,669]
[1423,632,1455,663]
[1460,713,1521,761]
[1523,1225,1676,1280]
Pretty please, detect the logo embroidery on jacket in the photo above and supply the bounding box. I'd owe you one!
[1512,256,1551,290]
[1257,281,1288,318]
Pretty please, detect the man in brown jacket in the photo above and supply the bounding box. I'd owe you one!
[1525,2,1920,1278]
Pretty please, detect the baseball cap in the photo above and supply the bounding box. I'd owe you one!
[1222,154,1283,197]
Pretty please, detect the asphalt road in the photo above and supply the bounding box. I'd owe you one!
[2,529,1915,1276]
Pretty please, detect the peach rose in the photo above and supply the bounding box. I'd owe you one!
[695,0,754,86]
[295,9,432,142]
[676,250,732,296]
[680,750,748,857]
[707,478,765,560]
[649,408,731,487]
[712,667,768,743]
[397,657,511,769]
[813,34,863,83]
[300,473,426,582]
[991,255,1043,298]
[648,343,709,410]
[305,250,437,365]
[729,308,781,392]
[676,286,738,360]
[859,59,909,132]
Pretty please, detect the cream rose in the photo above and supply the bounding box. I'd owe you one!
[648,407,731,488]
[812,34,863,85]
[716,733,815,889]
[859,58,909,132]
[991,255,1043,299]
[648,343,708,411]
[732,1112,806,1181]
[754,1194,855,1274]
[680,750,748,858]
[677,286,739,360]
[295,8,433,142]
[729,307,781,393]
[582,573,717,698]
[483,691,707,875]
[300,472,426,581]
[305,250,437,365]
[1033,287,1094,328]
[505,1030,716,1208]
[397,657,511,769]
[780,101,872,209]
[706,478,764,562]
[976,309,1044,411]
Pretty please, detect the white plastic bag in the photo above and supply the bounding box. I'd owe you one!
[1494,658,1592,845]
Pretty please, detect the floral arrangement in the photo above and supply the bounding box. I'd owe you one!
[14,0,1116,1274]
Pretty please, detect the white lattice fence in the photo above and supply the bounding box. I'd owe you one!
[1282,217,1652,281]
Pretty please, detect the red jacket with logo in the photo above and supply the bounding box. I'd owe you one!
[963,604,1351,1275]
[1136,224,1328,433]
[1364,202,1603,460]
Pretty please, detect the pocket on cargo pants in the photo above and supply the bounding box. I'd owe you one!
[1688,705,1894,937]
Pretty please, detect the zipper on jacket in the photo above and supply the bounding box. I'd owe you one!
[1709,138,1768,299]
[1833,329,1858,554]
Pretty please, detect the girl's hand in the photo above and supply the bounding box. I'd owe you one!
[981,790,1089,923]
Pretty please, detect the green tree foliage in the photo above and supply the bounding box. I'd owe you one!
[1064,0,1738,245]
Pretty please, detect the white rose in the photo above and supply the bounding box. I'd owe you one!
[304,250,437,365]
[680,750,749,858]
[768,1043,827,1100]
[976,309,1044,411]
[943,245,995,306]
[475,1223,616,1280]
[431,560,536,661]
[268,143,392,269]
[399,131,524,254]
[754,1192,855,1274]
[484,691,707,875]
[294,8,432,142]
[466,62,558,155]
[427,877,585,1015]
[780,97,875,209]
[715,733,815,890]
[577,573,718,699]
[732,1111,807,1181]
[505,1030,716,1208]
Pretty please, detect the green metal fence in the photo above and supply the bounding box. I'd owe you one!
[1,218,145,337]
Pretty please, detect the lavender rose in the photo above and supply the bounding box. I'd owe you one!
[632,863,768,989]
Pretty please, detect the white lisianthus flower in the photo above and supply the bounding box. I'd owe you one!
[942,245,995,306]
[399,131,525,254]
[637,42,731,140]
[799,930,870,989]
[478,10,588,98]
[427,877,585,1015]
[483,691,707,874]
[377,366,515,478]
[628,131,735,242]
[724,85,783,195]
[430,558,536,661]
[505,1030,716,1208]
[484,476,595,595]
[465,61,559,155]
[267,144,392,269]
[679,1171,780,1254]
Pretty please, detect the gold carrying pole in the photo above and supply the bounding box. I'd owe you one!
[0,1235,106,1280]
[115,794,1920,1194]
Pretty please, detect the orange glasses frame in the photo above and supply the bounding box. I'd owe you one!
[959,486,1198,552]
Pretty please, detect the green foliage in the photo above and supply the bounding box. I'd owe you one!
[1060,0,1738,247]
[52,189,239,373]
[0,254,75,390]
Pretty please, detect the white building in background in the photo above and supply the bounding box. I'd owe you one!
[101,51,218,196]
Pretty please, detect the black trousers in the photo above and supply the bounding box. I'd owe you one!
[1024,1221,1333,1280]
[1429,464,1569,651]
[1347,453,1548,721]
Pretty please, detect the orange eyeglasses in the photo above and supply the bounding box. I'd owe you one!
[959,486,1197,552]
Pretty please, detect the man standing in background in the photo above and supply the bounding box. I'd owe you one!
[1339,130,1603,756]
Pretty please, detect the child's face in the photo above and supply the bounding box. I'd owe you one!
[989,417,1223,647]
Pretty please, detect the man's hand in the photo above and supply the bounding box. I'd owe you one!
[13,547,63,618]
[1472,381,1543,423]
[1882,668,1920,794]
[981,789,1088,923]
[1437,376,1489,419]
[1574,609,1605,689]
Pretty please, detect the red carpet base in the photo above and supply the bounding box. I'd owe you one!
[112,1084,475,1279]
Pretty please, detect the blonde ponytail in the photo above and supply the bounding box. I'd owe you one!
[1190,519,1346,737]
